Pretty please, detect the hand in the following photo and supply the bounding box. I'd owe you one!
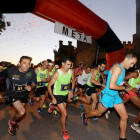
[125,87,129,93]
[101,84,106,88]
[25,85,31,91]
[119,91,125,95]
[131,88,138,93]
[52,97,57,105]
[41,78,47,82]
[69,90,74,98]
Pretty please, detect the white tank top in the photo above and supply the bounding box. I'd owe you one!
[78,70,89,85]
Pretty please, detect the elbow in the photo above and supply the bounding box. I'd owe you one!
[109,84,114,89]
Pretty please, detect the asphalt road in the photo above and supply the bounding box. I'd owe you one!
[0,91,139,140]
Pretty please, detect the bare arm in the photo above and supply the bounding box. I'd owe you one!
[124,71,138,92]
[109,65,125,90]
[34,68,38,74]
[47,71,59,104]
[68,69,75,99]
[74,68,78,75]
[75,70,83,78]
[101,72,106,84]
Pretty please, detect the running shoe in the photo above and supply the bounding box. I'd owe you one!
[8,119,16,135]
[79,104,84,110]
[53,110,58,117]
[81,112,88,126]
[131,123,140,134]
[30,96,34,106]
[61,130,70,140]
[48,102,54,114]
[42,104,48,109]
[92,117,98,120]
[73,95,78,103]
[38,108,44,114]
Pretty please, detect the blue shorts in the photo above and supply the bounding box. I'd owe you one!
[99,92,123,108]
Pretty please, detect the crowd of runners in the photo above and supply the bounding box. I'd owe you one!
[0,53,140,140]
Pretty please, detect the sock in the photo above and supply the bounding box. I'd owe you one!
[108,110,110,114]
[133,123,139,126]
[74,88,78,94]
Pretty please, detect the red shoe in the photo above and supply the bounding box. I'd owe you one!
[8,119,17,135]
[61,130,70,140]
[48,103,54,113]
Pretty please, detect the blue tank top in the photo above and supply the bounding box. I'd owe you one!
[102,63,125,96]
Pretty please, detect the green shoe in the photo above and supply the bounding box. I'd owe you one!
[42,104,48,109]
[53,110,58,117]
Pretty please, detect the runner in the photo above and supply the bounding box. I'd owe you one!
[106,69,140,134]
[47,56,75,140]
[123,70,140,134]
[74,61,106,113]
[74,62,84,94]
[30,60,50,114]
[0,56,36,135]
[73,66,91,110]
[81,53,137,140]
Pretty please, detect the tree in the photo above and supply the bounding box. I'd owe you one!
[0,13,11,35]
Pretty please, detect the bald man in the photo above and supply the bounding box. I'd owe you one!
[30,60,50,114]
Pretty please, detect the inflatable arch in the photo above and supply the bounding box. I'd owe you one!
[1,0,124,70]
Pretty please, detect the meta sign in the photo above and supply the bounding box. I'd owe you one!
[54,21,92,44]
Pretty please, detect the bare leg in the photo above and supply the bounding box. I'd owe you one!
[86,103,107,118]
[78,94,91,104]
[114,103,128,139]
[57,102,67,131]
[39,94,46,107]
[91,93,98,110]
[12,101,25,122]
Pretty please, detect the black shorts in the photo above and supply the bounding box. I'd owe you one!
[54,94,68,104]
[34,87,46,97]
[85,85,97,96]
[77,83,85,90]
[9,94,28,104]
[44,86,48,91]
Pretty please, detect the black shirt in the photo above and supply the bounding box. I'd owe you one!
[0,66,37,97]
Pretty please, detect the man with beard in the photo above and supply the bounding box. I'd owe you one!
[74,61,106,115]
[81,53,137,140]
[0,56,36,135]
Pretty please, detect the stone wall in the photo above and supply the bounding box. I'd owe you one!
[75,40,106,67]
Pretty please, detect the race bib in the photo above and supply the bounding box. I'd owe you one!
[37,82,43,86]
[13,84,25,92]
[61,84,70,91]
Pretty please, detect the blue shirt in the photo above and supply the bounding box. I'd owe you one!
[102,63,125,96]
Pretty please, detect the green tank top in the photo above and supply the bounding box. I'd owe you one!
[51,67,56,74]
[128,70,140,89]
[86,71,101,87]
[36,67,48,88]
[53,69,72,96]
[44,71,54,87]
